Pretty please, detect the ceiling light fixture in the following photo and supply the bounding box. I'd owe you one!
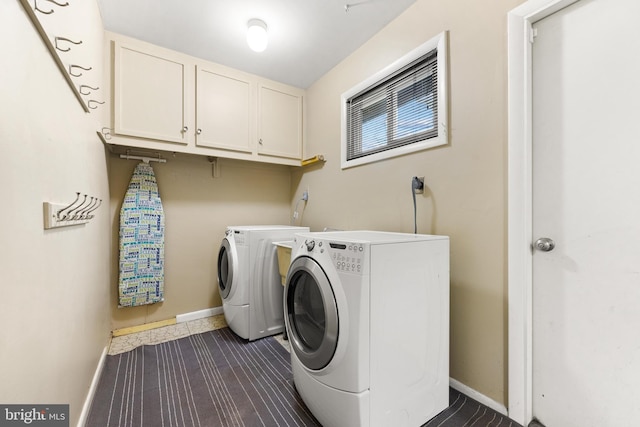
[246,19,268,52]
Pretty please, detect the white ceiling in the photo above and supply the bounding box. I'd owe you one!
[97,0,418,89]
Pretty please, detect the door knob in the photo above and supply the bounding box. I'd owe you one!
[534,237,555,252]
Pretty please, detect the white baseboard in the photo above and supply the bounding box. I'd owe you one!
[78,345,108,427]
[176,306,224,323]
[449,377,508,416]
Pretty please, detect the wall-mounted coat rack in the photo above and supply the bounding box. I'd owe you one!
[19,0,103,113]
[43,192,102,229]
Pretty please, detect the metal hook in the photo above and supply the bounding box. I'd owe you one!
[76,198,96,220]
[63,194,87,220]
[79,85,99,95]
[68,64,92,77]
[55,37,82,52]
[86,199,102,219]
[75,197,95,220]
[65,195,89,220]
[56,192,80,220]
[45,0,69,6]
[88,100,105,109]
[101,127,112,140]
[344,1,370,12]
[34,0,54,14]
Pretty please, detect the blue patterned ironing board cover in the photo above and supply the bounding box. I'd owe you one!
[118,162,165,307]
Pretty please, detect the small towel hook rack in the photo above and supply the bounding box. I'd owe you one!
[44,192,103,229]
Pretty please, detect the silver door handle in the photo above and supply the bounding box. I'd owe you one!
[534,237,555,252]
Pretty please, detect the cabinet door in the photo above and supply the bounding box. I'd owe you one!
[114,42,188,144]
[257,84,303,159]
[196,65,252,153]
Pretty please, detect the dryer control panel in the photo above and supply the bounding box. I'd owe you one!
[327,241,364,274]
[300,238,366,274]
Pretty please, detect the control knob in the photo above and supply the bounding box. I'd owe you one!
[305,239,315,251]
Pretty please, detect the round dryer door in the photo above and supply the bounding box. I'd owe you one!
[217,236,237,299]
[285,256,338,370]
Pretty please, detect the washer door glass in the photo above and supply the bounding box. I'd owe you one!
[285,256,338,370]
[217,236,236,299]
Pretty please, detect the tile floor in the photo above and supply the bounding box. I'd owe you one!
[108,314,290,355]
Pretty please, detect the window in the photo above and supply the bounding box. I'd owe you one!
[341,32,448,169]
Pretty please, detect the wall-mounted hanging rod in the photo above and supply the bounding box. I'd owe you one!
[120,154,167,164]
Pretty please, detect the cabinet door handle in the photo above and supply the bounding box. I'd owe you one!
[258,138,263,145]
[182,126,189,133]
[196,128,202,135]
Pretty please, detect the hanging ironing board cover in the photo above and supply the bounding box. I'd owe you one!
[118,162,165,307]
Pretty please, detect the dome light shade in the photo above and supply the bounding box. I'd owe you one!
[247,19,268,52]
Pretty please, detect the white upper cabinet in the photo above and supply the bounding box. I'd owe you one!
[114,42,190,145]
[105,32,304,166]
[258,83,303,160]
[196,65,253,153]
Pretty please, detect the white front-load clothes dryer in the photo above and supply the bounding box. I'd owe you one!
[284,231,450,427]
[218,225,309,341]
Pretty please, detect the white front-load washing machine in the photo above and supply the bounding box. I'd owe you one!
[284,230,450,427]
[217,225,309,341]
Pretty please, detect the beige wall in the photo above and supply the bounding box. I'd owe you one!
[0,1,111,425]
[0,0,527,417]
[108,154,292,329]
[296,0,525,406]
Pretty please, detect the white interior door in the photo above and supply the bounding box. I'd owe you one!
[532,0,640,425]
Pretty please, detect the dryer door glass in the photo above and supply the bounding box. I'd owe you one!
[217,237,235,299]
[285,256,338,370]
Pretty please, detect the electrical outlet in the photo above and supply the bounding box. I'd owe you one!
[413,176,425,194]
[302,188,309,201]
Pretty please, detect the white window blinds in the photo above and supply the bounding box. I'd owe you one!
[341,32,448,169]
[346,50,438,161]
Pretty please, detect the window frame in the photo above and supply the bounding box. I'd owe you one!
[341,31,449,169]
